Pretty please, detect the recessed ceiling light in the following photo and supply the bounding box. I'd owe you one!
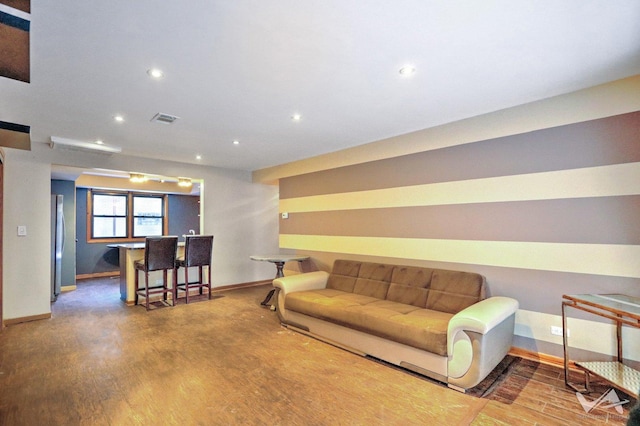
[95,140,104,145]
[399,66,416,76]
[147,68,164,79]
[196,154,202,160]
[114,115,124,122]
[233,140,240,145]
[291,113,302,121]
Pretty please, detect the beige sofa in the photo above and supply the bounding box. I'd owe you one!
[273,260,519,392]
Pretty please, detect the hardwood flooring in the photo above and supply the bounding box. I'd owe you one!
[0,277,635,425]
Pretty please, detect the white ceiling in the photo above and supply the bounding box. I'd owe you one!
[2,1,640,171]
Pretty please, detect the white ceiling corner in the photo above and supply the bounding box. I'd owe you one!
[2,0,639,171]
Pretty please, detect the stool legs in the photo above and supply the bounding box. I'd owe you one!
[145,271,151,310]
[135,268,176,310]
[185,266,190,305]
[178,265,211,304]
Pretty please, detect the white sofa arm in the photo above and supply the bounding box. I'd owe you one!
[448,296,519,353]
[447,296,519,390]
[273,271,329,294]
[273,271,329,322]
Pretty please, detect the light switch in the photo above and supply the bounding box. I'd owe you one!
[281,212,289,219]
[17,225,27,236]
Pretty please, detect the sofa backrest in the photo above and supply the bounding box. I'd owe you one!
[425,269,486,314]
[353,263,394,299]
[327,260,486,314]
[326,259,361,292]
[387,265,434,307]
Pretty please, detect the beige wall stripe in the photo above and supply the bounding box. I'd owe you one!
[279,234,640,278]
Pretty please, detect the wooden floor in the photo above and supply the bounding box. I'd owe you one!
[0,278,635,425]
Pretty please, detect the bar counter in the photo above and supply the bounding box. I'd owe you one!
[108,242,185,305]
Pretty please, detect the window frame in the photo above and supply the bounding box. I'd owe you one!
[87,190,169,243]
[90,191,128,240]
[131,193,166,238]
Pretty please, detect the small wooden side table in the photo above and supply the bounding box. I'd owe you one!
[562,293,640,396]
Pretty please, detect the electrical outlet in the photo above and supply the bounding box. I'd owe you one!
[281,212,289,219]
[551,326,569,337]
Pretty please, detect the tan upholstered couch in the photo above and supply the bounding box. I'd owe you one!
[273,260,519,392]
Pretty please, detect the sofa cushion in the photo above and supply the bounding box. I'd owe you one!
[425,269,485,314]
[347,303,453,356]
[286,289,378,324]
[353,263,394,299]
[326,260,361,293]
[286,292,453,356]
[386,266,433,307]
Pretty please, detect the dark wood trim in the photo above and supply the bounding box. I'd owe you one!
[163,194,169,235]
[211,280,273,292]
[509,346,578,370]
[3,312,51,326]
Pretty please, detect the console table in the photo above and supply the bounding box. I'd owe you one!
[562,293,640,396]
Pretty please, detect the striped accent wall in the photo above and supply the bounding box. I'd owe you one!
[278,111,640,361]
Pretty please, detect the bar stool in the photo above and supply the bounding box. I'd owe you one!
[176,235,214,303]
[134,236,179,310]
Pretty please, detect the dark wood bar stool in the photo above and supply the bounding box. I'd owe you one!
[134,236,179,310]
[176,235,214,304]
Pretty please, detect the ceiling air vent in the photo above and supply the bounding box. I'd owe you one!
[150,113,179,124]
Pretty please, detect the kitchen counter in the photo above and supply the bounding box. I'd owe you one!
[108,242,185,305]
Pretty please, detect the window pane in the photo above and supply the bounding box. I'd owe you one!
[133,197,162,216]
[93,217,127,238]
[94,194,127,216]
[133,217,163,237]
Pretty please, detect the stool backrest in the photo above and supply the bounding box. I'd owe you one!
[144,236,178,271]
[184,235,214,267]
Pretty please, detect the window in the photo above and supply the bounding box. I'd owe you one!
[132,195,164,237]
[88,190,167,242]
[92,193,127,238]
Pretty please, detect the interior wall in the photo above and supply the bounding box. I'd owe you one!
[2,143,280,322]
[278,112,640,363]
[3,148,52,320]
